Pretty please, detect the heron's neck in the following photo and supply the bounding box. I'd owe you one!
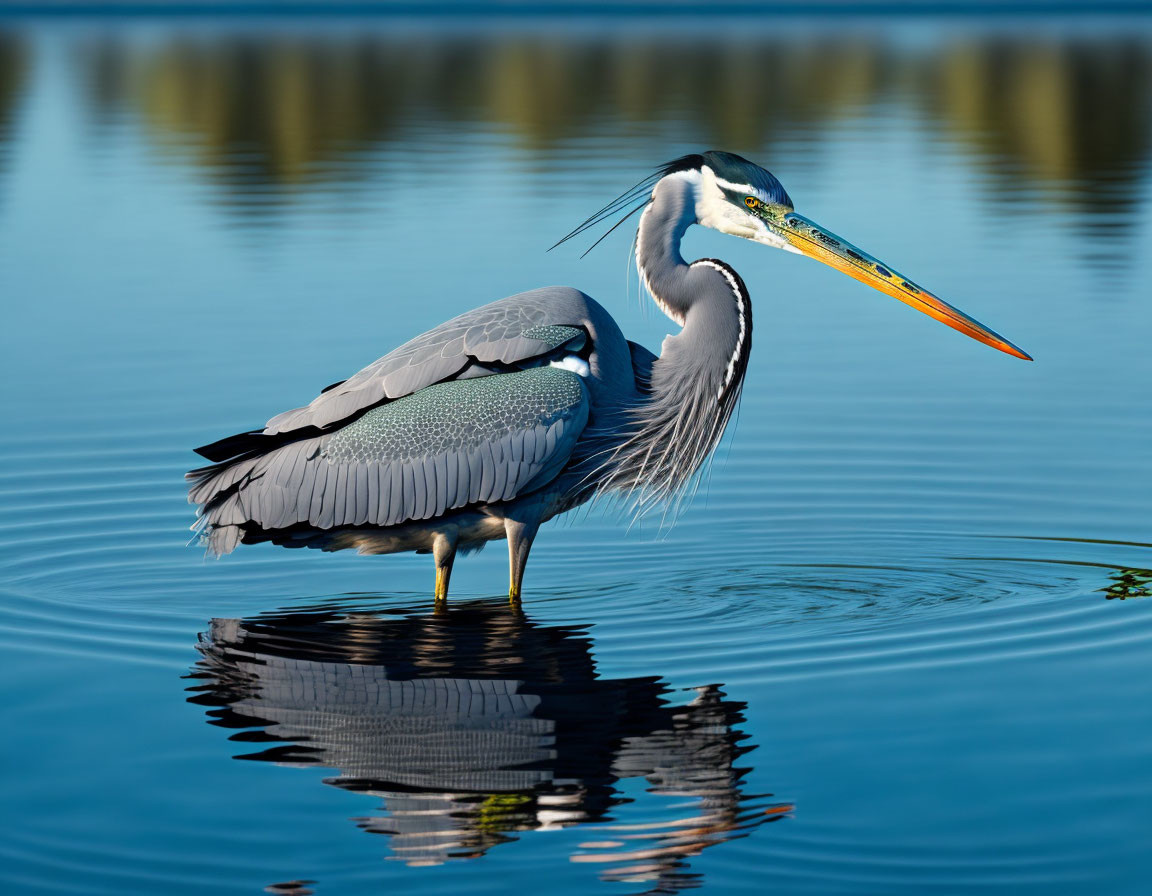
[636,173,696,326]
[637,173,752,404]
[582,173,753,512]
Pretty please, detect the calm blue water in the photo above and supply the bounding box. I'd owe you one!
[1,15,1151,896]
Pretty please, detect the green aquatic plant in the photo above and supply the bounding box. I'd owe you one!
[1101,568,1152,600]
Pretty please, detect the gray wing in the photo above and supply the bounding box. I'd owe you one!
[193,367,589,552]
[263,288,596,436]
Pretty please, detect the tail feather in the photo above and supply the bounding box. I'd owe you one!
[186,455,264,506]
[187,437,280,556]
[194,421,327,463]
[188,423,329,556]
[199,521,243,556]
[193,429,264,462]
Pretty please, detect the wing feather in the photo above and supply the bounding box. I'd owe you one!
[260,456,285,525]
[315,464,336,529]
[189,367,590,552]
[388,465,404,526]
[478,440,496,498]
[419,456,435,517]
[401,463,417,523]
[368,464,383,524]
[433,454,450,517]
[521,428,537,465]
[466,450,484,505]
[296,457,317,525]
[340,463,355,528]
[259,289,594,438]
[351,464,366,525]
[308,459,327,524]
[490,440,509,502]
[453,451,470,508]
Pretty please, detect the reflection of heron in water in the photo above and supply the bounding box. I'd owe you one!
[188,600,791,890]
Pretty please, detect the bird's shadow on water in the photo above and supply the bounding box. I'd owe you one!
[184,597,792,895]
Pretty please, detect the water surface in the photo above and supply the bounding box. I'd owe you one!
[1,15,1151,896]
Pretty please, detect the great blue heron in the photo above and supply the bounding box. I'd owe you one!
[188,151,1029,603]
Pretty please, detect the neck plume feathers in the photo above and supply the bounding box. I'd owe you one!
[583,174,753,518]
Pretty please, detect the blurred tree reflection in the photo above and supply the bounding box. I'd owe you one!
[81,38,408,189]
[923,39,1152,220]
[74,30,1151,239]
[78,33,891,173]
[0,34,28,189]
[0,35,25,118]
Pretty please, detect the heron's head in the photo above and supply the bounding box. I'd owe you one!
[671,151,1032,360]
[658,150,798,249]
[563,150,1030,361]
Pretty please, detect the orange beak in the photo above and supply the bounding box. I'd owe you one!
[773,212,1032,361]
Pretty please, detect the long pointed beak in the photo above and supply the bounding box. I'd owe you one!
[774,212,1032,361]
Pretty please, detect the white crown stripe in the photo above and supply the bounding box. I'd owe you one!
[705,167,772,204]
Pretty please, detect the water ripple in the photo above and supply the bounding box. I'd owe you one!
[3,20,1151,894]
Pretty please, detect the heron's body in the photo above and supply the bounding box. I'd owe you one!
[188,151,1029,602]
[190,287,649,584]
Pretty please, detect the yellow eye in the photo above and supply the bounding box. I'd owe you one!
[744,196,759,209]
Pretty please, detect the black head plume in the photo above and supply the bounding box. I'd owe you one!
[550,154,706,257]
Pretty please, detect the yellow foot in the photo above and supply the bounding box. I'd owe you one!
[434,568,450,601]
[508,586,521,607]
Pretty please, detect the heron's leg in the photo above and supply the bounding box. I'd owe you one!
[432,530,458,604]
[504,516,539,606]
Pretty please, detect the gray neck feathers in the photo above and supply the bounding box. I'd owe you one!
[588,173,753,514]
[635,175,697,325]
